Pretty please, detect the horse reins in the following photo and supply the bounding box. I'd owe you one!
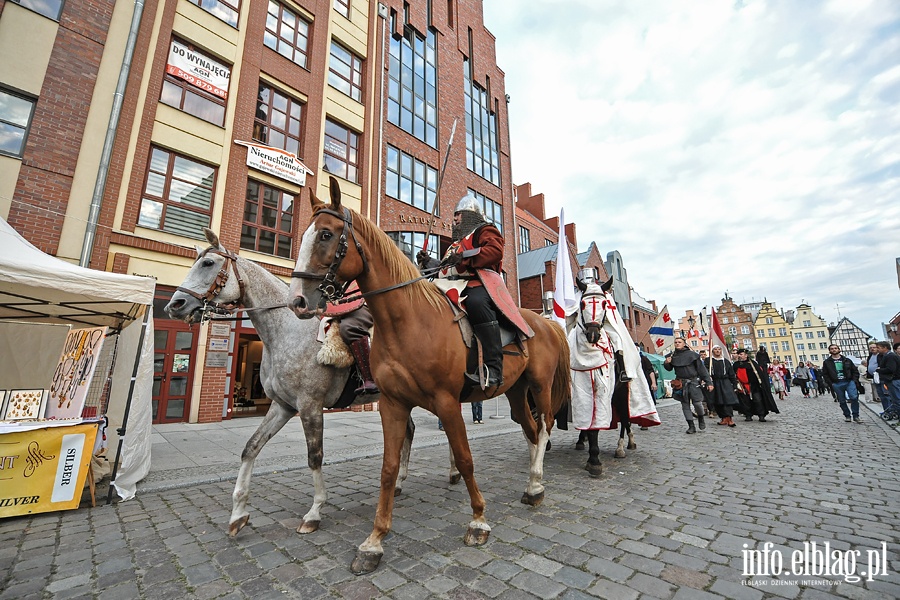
[177,248,288,322]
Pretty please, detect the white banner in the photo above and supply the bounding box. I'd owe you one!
[166,39,230,99]
[235,141,310,186]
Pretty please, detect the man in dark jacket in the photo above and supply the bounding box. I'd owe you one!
[663,337,713,434]
[822,343,862,423]
[875,341,900,421]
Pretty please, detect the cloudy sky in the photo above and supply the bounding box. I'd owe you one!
[483,0,900,338]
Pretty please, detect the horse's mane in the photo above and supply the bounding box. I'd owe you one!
[344,207,447,312]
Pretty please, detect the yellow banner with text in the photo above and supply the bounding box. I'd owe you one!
[0,423,98,518]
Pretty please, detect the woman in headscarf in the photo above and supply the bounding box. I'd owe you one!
[702,345,741,427]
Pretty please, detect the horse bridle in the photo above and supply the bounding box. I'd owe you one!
[579,292,609,344]
[177,247,246,316]
[291,207,369,306]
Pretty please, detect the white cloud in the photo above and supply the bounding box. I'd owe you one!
[484,0,900,339]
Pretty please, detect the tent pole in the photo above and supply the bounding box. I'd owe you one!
[106,306,151,504]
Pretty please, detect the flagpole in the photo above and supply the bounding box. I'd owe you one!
[420,118,457,255]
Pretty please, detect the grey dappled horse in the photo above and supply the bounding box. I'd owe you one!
[165,229,417,537]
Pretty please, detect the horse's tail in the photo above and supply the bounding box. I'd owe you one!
[548,320,572,416]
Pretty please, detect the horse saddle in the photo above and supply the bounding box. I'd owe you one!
[431,279,526,350]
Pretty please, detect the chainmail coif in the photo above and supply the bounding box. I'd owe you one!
[451,210,487,241]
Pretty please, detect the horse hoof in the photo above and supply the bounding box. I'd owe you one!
[228,515,249,537]
[575,442,585,451]
[614,450,626,459]
[545,441,552,451]
[586,464,603,478]
[394,487,402,497]
[296,519,320,534]
[449,474,462,485]
[464,527,491,546]
[350,550,383,575]
[627,442,637,450]
[521,491,544,506]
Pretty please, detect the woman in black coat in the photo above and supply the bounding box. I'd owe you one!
[703,345,741,427]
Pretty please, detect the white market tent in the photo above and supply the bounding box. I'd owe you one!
[0,217,156,501]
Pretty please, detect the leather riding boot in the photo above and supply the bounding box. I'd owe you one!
[686,421,697,434]
[615,351,632,382]
[697,415,706,430]
[467,321,504,389]
[350,337,379,395]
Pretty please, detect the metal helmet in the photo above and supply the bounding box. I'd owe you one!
[454,193,484,217]
[578,268,598,285]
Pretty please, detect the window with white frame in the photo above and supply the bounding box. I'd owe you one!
[781,341,790,351]
[741,325,750,334]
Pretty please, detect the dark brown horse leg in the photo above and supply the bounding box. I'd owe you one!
[351,401,410,575]
[615,421,627,458]
[585,429,602,478]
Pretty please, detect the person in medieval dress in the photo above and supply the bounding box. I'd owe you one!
[733,348,780,421]
[702,345,741,427]
[664,338,713,434]
[324,281,379,395]
[418,193,532,391]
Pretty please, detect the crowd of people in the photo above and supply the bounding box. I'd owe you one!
[660,339,900,431]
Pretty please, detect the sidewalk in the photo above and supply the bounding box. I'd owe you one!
[142,397,680,493]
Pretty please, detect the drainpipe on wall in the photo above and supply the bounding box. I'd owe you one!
[80,0,145,268]
[375,3,388,227]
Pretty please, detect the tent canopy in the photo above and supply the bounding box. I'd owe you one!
[0,218,155,328]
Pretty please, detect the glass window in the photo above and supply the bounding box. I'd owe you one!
[794,333,803,339]
[333,0,350,19]
[241,179,293,257]
[385,145,437,212]
[387,231,440,263]
[803,320,811,327]
[545,239,553,247]
[779,327,787,336]
[797,343,805,350]
[468,189,502,233]
[765,317,774,324]
[264,1,310,69]
[818,331,826,337]
[464,58,501,186]
[253,83,304,158]
[811,354,818,361]
[323,118,360,183]
[743,339,752,349]
[138,147,216,238]
[728,326,737,335]
[722,317,729,324]
[10,0,64,20]
[387,18,437,147]
[781,341,790,351]
[0,89,36,158]
[518,226,530,252]
[741,325,750,335]
[768,328,776,337]
[186,0,239,27]
[757,330,765,338]
[328,41,363,103]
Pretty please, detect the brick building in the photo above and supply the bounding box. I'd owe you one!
[1,0,516,423]
[716,295,756,352]
[514,183,609,313]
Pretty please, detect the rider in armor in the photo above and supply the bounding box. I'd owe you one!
[339,300,378,395]
[418,193,505,389]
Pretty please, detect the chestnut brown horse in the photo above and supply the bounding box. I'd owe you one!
[289,177,571,574]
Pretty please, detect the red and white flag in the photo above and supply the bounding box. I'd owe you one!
[708,307,728,353]
[552,208,578,328]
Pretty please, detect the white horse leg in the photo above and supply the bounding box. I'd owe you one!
[448,443,461,485]
[522,418,550,504]
[396,415,416,496]
[297,408,326,534]
[229,402,294,536]
[615,437,626,458]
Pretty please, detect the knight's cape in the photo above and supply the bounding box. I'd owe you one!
[569,289,660,429]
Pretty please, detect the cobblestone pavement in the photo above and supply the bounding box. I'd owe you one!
[2,390,899,599]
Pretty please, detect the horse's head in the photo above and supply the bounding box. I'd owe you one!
[290,177,367,319]
[165,228,244,323]
[576,278,614,345]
